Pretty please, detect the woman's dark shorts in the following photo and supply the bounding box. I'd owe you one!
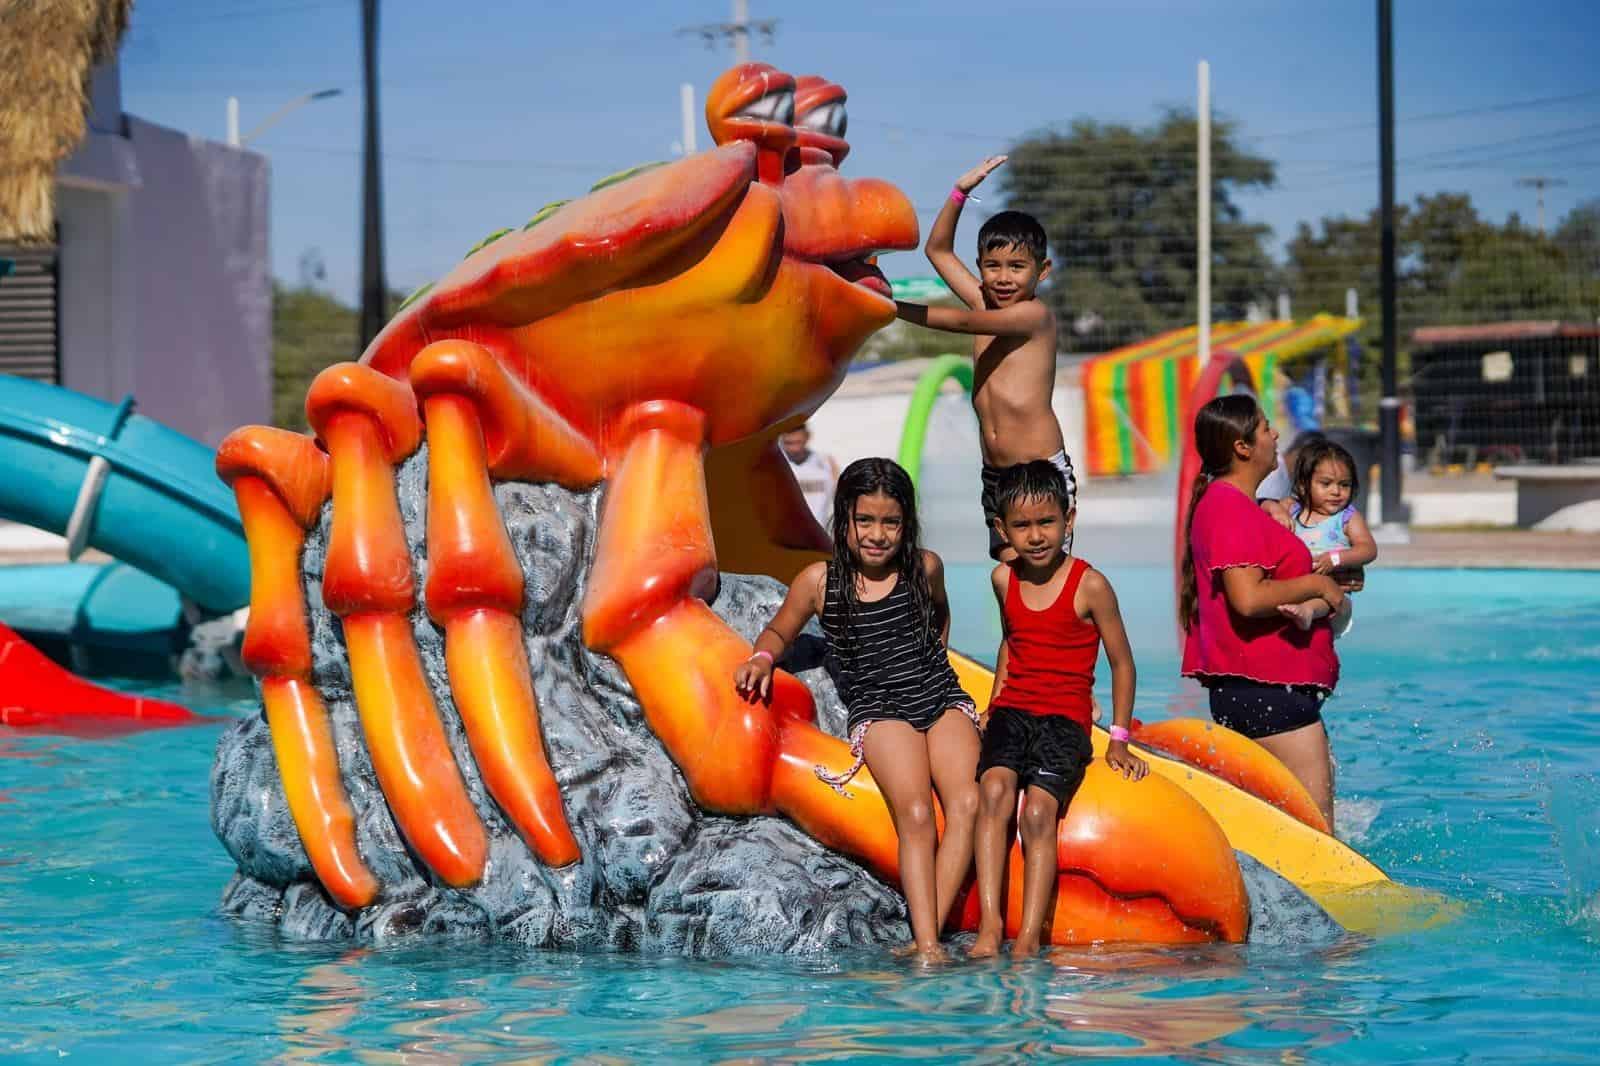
[1206,677,1326,739]
[976,706,1093,805]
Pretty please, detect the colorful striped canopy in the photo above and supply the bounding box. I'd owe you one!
[1080,315,1362,477]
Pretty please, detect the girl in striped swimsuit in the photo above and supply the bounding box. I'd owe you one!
[734,458,981,962]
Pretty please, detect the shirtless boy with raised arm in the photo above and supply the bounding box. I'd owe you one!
[894,156,1077,562]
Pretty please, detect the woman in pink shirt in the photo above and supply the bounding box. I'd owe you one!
[1179,395,1348,830]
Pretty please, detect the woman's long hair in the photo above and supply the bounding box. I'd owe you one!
[1290,439,1359,517]
[828,458,937,651]
[1178,394,1264,631]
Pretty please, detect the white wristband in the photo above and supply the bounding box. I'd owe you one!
[1330,551,1342,569]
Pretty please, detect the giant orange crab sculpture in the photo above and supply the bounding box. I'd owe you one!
[215,64,1251,946]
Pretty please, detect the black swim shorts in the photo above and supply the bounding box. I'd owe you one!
[1206,677,1326,739]
[980,450,1079,560]
[975,705,1093,806]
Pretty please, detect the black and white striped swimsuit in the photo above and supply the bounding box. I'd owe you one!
[819,564,977,737]
[812,564,979,795]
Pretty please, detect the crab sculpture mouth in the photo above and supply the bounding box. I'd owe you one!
[823,255,892,300]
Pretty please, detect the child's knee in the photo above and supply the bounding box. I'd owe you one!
[898,797,936,837]
[946,783,981,824]
[1019,795,1060,839]
[979,774,1015,816]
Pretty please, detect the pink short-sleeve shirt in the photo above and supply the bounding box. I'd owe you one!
[1181,480,1340,691]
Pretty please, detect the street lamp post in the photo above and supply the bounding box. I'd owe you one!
[226,88,342,148]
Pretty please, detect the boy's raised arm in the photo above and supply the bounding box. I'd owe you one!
[924,156,1007,310]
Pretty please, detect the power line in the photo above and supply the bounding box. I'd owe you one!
[270,143,623,172]
[1244,86,1600,142]
[858,85,1600,149]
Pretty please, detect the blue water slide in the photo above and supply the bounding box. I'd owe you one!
[0,376,250,613]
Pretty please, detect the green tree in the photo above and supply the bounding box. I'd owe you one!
[272,280,416,428]
[999,110,1277,350]
[1554,198,1600,278]
[1284,194,1598,335]
[272,281,358,429]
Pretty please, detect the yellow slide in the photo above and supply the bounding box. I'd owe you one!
[948,651,1455,936]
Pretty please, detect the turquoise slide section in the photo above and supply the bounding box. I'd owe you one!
[0,376,249,613]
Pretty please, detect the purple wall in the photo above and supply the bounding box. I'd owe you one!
[58,102,270,449]
[123,117,270,447]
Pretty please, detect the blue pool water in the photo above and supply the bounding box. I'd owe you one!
[4,566,1599,1062]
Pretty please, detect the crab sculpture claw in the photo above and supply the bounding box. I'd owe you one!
[216,64,1249,945]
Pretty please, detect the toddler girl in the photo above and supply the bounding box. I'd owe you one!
[1276,440,1377,634]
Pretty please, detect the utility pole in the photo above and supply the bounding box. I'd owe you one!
[1376,0,1407,537]
[1515,176,1568,235]
[677,0,778,63]
[359,0,387,351]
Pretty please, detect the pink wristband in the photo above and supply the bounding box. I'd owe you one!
[949,186,968,204]
[1109,725,1131,743]
[750,649,773,665]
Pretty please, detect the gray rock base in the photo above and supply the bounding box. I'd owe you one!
[211,456,904,957]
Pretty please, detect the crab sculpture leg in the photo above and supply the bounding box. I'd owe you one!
[215,61,1250,945]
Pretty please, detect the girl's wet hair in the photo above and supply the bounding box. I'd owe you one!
[1178,394,1264,631]
[1290,439,1359,514]
[993,460,1075,519]
[829,458,938,648]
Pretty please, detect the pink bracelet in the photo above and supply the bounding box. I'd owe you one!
[1108,725,1131,743]
[750,649,774,665]
[949,187,968,204]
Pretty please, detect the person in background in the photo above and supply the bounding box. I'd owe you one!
[1179,395,1346,830]
[781,423,841,529]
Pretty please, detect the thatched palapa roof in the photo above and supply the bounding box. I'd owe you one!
[0,0,132,244]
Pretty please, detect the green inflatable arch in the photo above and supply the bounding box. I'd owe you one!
[895,354,973,487]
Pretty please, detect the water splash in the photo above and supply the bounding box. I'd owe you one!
[1546,773,1600,933]
[1335,796,1382,845]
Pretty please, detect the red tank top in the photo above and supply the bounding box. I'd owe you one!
[992,557,1098,729]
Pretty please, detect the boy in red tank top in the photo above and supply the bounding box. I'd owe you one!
[970,461,1149,958]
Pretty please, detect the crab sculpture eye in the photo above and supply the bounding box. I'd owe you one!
[738,88,795,127]
[797,100,846,139]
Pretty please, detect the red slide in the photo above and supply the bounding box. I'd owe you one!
[0,621,202,734]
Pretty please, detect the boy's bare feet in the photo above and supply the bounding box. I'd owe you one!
[1011,936,1042,957]
[1277,602,1317,631]
[894,940,949,963]
[968,926,1004,959]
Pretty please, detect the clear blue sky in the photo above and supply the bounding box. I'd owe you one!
[120,0,1600,305]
